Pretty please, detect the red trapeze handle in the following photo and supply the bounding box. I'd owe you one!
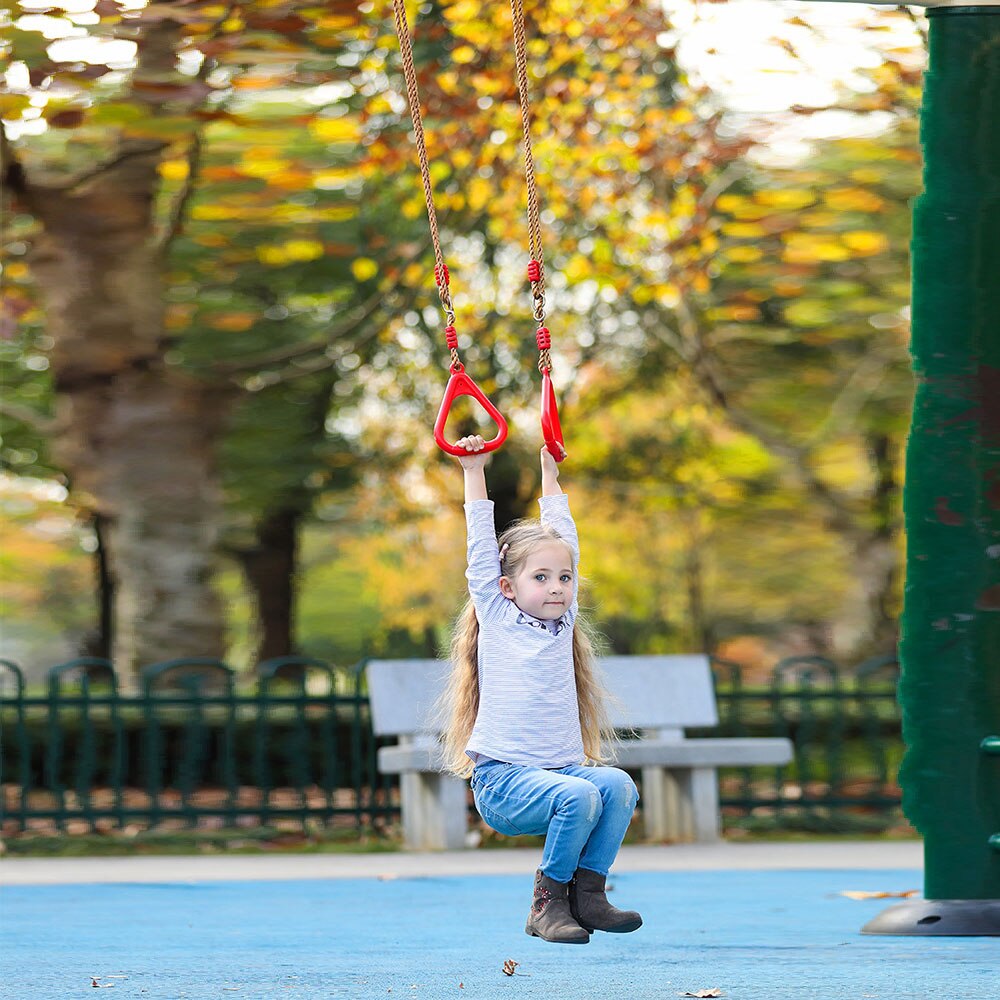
[541,370,565,462]
[433,367,509,457]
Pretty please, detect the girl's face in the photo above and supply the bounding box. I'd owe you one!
[499,541,574,621]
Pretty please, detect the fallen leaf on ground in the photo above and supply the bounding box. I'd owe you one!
[840,890,919,900]
[502,960,519,977]
[679,990,723,998]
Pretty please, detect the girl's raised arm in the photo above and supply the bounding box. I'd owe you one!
[457,436,505,619]
[458,435,489,502]
[537,444,580,612]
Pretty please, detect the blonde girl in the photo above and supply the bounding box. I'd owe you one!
[438,435,642,945]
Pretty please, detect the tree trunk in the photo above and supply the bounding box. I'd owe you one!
[236,507,299,664]
[20,151,228,673]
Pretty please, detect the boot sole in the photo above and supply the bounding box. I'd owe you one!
[525,923,590,944]
[580,917,643,934]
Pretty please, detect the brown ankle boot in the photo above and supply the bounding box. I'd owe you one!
[569,867,643,933]
[525,870,591,944]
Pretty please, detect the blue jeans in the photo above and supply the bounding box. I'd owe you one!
[470,759,639,883]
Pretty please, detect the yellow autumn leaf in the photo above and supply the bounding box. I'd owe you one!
[316,15,355,30]
[724,246,763,263]
[563,254,591,283]
[467,177,492,211]
[850,168,883,184]
[721,222,769,239]
[443,0,479,22]
[436,71,459,94]
[840,890,919,900]
[0,94,31,118]
[452,45,477,64]
[842,230,890,255]
[283,240,325,262]
[256,245,288,265]
[3,262,29,280]
[824,187,886,213]
[190,205,240,221]
[352,258,379,282]
[782,234,850,264]
[310,117,361,144]
[692,272,711,294]
[754,189,815,211]
[785,299,834,327]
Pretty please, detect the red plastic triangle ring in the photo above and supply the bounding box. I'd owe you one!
[433,367,509,456]
[541,370,565,462]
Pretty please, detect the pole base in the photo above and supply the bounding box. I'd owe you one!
[862,899,1000,936]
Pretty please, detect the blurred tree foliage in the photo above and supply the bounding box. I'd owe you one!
[1,0,924,671]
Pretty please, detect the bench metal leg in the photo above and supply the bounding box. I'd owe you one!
[400,772,468,850]
[640,766,720,843]
[687,767,721,843]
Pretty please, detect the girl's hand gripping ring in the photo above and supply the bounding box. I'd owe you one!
[433,366,509,457]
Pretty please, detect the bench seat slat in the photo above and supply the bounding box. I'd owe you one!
[378,737,792,775]
[615,737,793,768]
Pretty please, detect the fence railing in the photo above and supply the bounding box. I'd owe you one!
[710,655,902,830]
[0,654,903,838]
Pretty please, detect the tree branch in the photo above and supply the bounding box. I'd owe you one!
[662,297,862,540]
[155,131,203,257]
[211,237,433,377]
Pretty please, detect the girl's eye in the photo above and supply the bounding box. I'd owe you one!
[534,574,546,582]
[561,575,572,583]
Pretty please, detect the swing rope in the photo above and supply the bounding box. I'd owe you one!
[389,0,461,373]
[509,0,552,377]
[389,0,562,459]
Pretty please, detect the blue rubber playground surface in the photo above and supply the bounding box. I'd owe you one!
[3,864,998,999]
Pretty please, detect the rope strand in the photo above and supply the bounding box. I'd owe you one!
[390,0,460,367]
[510,0,552,372]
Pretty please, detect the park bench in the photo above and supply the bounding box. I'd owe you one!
[366,655,793,850]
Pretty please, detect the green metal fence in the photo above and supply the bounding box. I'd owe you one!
[0,656,397,834]
[0,654,902,837]
[710,655,903,831]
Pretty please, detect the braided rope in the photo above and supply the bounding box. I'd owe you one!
[390,0,460,366]
[510,0,551,373]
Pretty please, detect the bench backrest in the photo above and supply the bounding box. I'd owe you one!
[365,654,716,738]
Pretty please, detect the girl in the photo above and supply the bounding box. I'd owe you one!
[438,434,642,945]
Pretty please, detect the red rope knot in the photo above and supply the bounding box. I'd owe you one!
[435,263,450,287]
[535,326,551,350]
[445,325,458,350]
[527,259,541,283]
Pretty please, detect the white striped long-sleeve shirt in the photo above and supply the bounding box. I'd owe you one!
[464,494,585,768]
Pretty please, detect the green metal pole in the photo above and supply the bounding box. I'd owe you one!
[864,4,1000,935]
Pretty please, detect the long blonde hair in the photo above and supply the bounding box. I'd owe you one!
[437,519,616,778]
